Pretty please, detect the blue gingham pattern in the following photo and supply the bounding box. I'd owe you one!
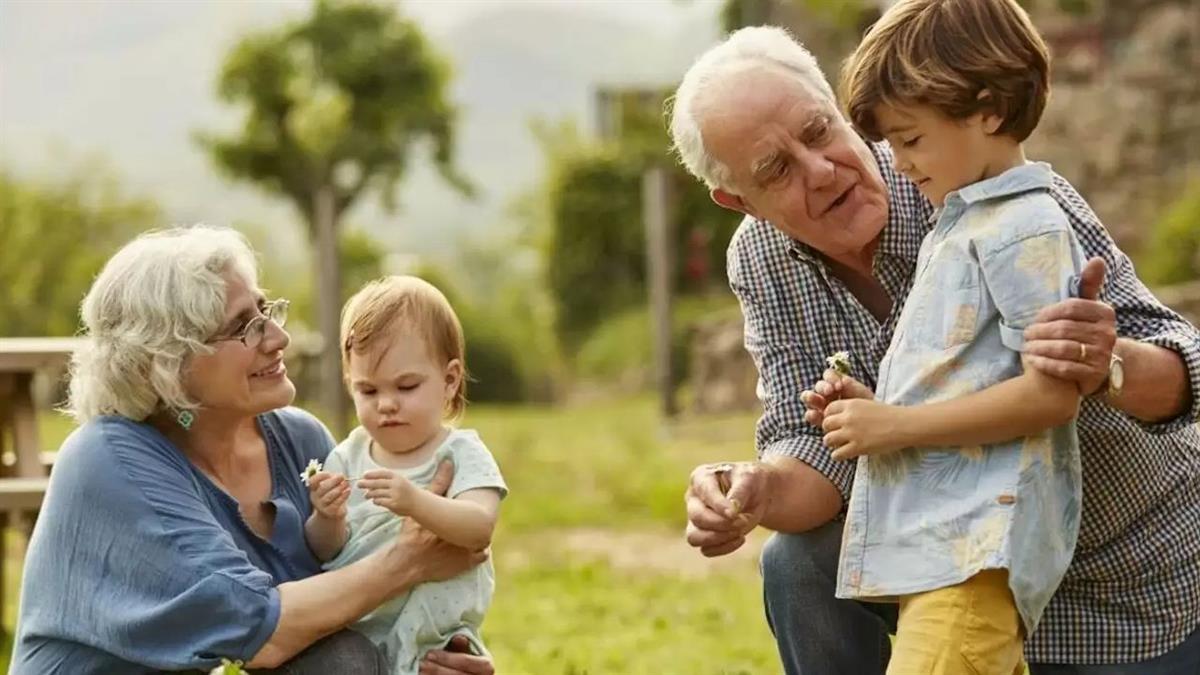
[728,141,1200,663]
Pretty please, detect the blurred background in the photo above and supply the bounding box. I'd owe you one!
[1,0,1198,672]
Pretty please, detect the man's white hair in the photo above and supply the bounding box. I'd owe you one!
[67,225,260,422]
[669,26,836,191]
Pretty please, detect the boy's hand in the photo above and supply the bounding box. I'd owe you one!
[821,398,906,461]
[802,369,875,427]
[308,472,350,520]
[359,469,421,515]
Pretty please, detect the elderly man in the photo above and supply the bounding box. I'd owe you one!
[674,26,1200,675]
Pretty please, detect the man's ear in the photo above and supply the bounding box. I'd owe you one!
[711,188,754,216]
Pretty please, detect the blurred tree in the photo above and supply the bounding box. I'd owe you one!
[197,0,471,434]
[532,103,740,352]
[0,166,158,337]
[1139,182,1200,286]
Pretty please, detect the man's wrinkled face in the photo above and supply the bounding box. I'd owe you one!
[700,63,890,259]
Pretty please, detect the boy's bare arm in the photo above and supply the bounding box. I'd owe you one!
[898,356,1080,449]
[406,488,500,551]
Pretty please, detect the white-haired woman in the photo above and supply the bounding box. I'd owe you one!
[13,226,495,675]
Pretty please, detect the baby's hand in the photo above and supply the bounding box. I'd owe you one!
[308,472,350,520]
[802,369,875,427]
[358,469,420,515]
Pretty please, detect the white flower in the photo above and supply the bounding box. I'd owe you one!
[826,351,852,375]
[300,458,323,486]
[210,658,245,675]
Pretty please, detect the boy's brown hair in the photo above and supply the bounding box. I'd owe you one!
[840,0,1050,143]
[340,275,467,418]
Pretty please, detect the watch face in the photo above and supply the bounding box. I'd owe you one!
[1111,359,1125,389]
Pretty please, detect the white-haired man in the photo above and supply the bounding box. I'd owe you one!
[675,26,1200,674]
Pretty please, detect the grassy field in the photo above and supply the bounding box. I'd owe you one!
[4,398,779,674]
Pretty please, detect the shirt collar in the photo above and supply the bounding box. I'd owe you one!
[946,161,1054,207]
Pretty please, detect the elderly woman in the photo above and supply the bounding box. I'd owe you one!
[13,226,495,675]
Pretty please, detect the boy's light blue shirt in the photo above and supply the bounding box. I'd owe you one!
[13,407,333,674]
[836,162,1085,633]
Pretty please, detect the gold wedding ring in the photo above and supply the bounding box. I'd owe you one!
[1079,343,1088,362]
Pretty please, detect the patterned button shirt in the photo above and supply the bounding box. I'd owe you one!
[728,142,1200,663]
[835,163,1085,635]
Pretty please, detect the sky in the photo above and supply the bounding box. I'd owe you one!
[0,0,723,263]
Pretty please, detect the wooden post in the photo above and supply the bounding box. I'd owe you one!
[643,166,679,418]
[314,185,348,436]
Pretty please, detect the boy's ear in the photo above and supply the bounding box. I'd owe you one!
[976,89,1005,135]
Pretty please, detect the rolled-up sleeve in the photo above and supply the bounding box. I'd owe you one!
[15,420,281,672]
[1053,176,1200,433]
[729,231,856,502]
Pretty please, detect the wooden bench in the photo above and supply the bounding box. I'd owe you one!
[0,477,50,511]
[0,476,49,624]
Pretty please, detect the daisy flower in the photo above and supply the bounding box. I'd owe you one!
[300,458,323,486]
[826,351,852,376]
[210,658,244,675]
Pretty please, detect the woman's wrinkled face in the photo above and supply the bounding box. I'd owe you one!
[184,270,295,418]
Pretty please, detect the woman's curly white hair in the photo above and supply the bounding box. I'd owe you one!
[66,225,259,422]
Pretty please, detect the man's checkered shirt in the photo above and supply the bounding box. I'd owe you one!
[727,142,1200,663]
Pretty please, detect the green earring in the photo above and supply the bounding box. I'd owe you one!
[177,409,195,430]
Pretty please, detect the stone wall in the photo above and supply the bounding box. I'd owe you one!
[690,1,1200,415]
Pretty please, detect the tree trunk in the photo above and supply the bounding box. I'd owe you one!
[313,184,348,436]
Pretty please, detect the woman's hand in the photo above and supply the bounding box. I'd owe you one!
[307,472,350,520]
[419,635,495,675]
[377,461,487,597]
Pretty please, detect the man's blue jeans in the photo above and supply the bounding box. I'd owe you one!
[761,520,1200,675]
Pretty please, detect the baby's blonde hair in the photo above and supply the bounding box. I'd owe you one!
[340,275,467,418]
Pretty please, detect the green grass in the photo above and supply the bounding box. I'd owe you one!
[486,548,774,675]
[6,399,776,673]
[573,294,740,383]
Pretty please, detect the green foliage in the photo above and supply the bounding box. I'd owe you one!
[534,98,741,353]
[0,166,158,337]
[1139,182,1200,286]
[406,264,558,404]
[543,143,648,349]
[245,225,386,331]
[574,295,740,387]
[197,0,469,230]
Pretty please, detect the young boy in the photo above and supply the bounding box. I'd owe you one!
[804,1,1086,672]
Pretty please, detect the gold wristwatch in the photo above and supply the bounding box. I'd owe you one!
[1104,351,1125,399]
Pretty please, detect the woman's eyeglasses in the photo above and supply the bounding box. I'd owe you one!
[210,298,289,349]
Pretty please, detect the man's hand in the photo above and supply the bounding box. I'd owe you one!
[801,369,875,427]
[420,635,494,675]
[684,461,771,557]
[821,398,907,461]
[358,469,422,516]
[1023,256,1115,396]
[307,472,350,520]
